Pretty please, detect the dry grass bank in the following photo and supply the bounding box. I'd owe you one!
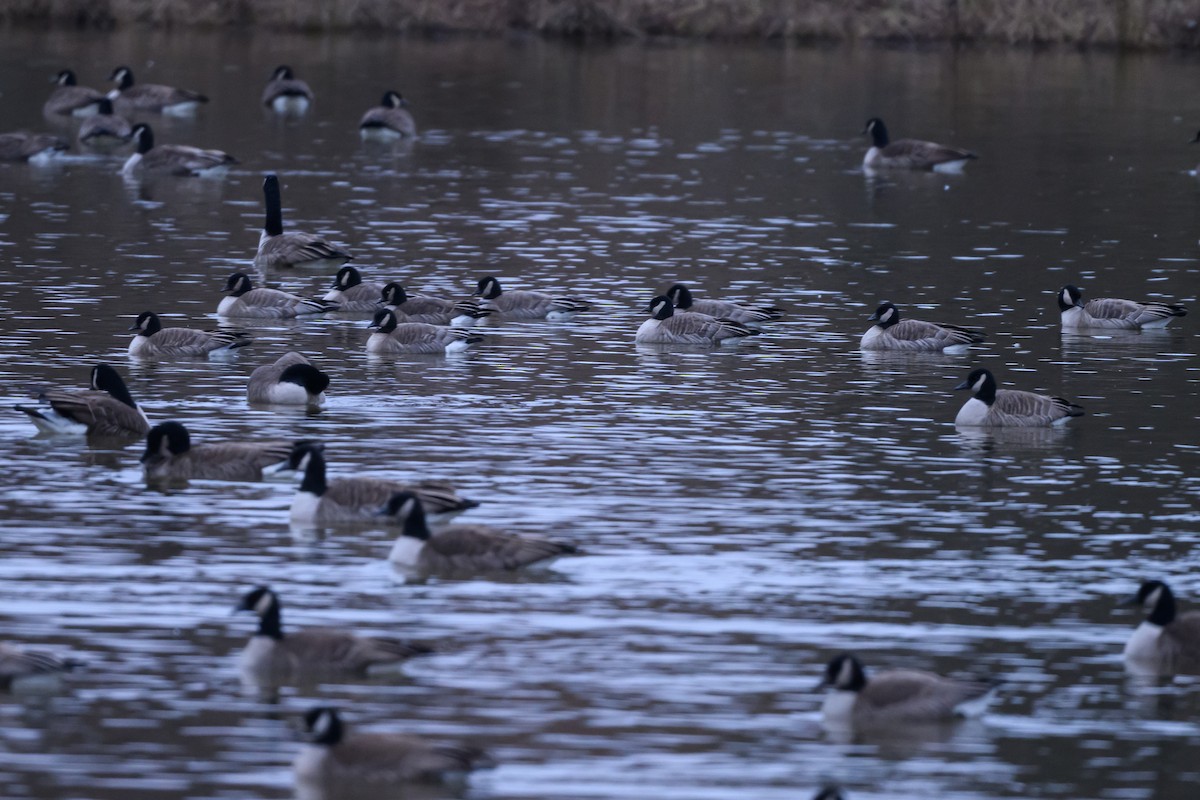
[3,0,1200,49]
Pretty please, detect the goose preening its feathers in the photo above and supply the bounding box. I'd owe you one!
[325,266,384,313]
[473,276,590,320]
[262,65,313,113]
[43,69,106,117]
[819,653,996,726]
[218,272,335,318]
[367,310,483,355]
[861,302,986,353]
[121,124,236,177]
[128,311,250,357]
[247,353,330,407]
[359,91,417,140]
[1124,580,1200,677]
[1058,284,1187,330]
[0,641,84,691]
[636,295,759,345]
[15,363,149,438]
[140,421,305,483]
[108,65,208,115]
[77,98,133,147]
[0,131,68,162]
[256,175,353,272]
[862,117,977,173]
[954,368,1084,427]
[665,283,782,325]
[381,282,492,326]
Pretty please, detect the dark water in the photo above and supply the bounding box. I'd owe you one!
[0,28,1198,800]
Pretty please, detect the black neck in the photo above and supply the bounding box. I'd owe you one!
[257,598,284,639]
[402,499,432,541]
[298,449,328,496]
[973,377,997,406]
[95,367,138,409]
[1149,585,1177,626]
[868,120,889,148]
[263,178,283,236]
[135,126,154,155]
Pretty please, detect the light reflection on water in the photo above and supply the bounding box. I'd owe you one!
[0,27,1199,800]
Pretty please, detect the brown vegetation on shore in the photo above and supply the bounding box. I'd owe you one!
[3,0,1200,49]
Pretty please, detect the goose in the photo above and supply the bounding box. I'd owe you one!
[636,295,759,345]
[43,69,106,117]
[218,272,335,318]
[128,311,250,357]
[0,641,84,690]
[121,123,237,177]
[819,653,995,726]
[324,266,384,312]
[1124,580,1200,676]
[359,91,417,140]
[77,98,133,147]
[381,282,492,326]
[234,586,430,678]
[15,363,149,438]
[247,353,330,407]
[294,706,492,788]
[812,788,846,800]
[280,443,477,524]
[0,132,68,162]
[954,368,1084,427]
[367,310,483,355]
[473,276,591,320]
[861,301,986,353]
[107,65,208,115]
[261,65,313,113]
[383,492,578,574]
[140,421,301,483]
[255,174,353,272]
[862,117,977,173]
[665,283,782,324]
[1058,284,1187,330]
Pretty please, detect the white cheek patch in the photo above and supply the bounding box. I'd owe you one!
[881,308,894,323]
[972,376,987,393]
[296,452,312,472]
[310,711,334,738]
[1147,586,1162,608]
[837,658,854,687]
[254,592,274,616]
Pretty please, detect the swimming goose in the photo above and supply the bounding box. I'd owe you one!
[954,368,1084,427]
[43,69,106,117]
[473,276,591,319]
[665,283,782,324]
[234,586,430,678]
[77,98,133,147]
[294,707,492,788]
[0,641,84,690]
[861,301,986,352]
[107,65,208,115]
[1058,284,1187,330]
[218,272,335,318]
[282,443,477,524]
[261,65,313,113]
[359,91,417,140]
[128,311,250,357]
[324,266,384,312]
[819,653,995,726]
[367,310,482,355]
[247,353,330,407]
[383,492,578,574]
[862,117,977,173]
[0,132,68,162]
[381,282,492,326]
[140,421,301,483]
[1124,579,1200,676]
[636,295,759,345]
[122,124,237,177]
[256,175,353,272]
[15,363,149,438]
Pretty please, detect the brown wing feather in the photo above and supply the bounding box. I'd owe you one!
[37,389,149,436]
[422,526,576,571]
[858,669,990,721]
[282,629,429,672]
[883,138,976,169]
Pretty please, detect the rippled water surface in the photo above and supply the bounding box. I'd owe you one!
[1,29,1199,800]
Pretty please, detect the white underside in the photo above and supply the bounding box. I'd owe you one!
[120,151,142,175]
[444,337,473,353]
[449,314,479,328]
[360,126,404,141]
[21,408,87,435]
[71,105,101,118]
[545,309,579,321]
[290,491,322,522]
[27,149,64,165]
[161,101,202,117]
[271,95,310,114]
[932,159,969,174]
[268,383,323,406]
[388,535,426,566]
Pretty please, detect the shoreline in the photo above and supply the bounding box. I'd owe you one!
[3,0,1200,51]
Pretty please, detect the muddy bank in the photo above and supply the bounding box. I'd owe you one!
[4,0,1200,49]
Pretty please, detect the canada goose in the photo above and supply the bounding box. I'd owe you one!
[107,65,208,115]
[862,117,977,173]
[665,283,782,324]
[121,124,237,177]
[359,91,417,140]
[636,295,759,345]
[128,311,250,357]
[1058,284,1187,330]
[247,353,330,407]
[294,706,492,788]
[812,788,846,800]
[324,266,383,312]
[15,363,149,438]
[261,65,313,113]
[1124,580,1200,676]
[234,586,430,678]
[473,276,591,320]
[218,272,334,318]
[383,492,577,574]
[954,368,1084,427]
[819,653,995,726]
[861,302,986,352]
[0,641,84,690]
[281,443,477,524]
[367,310,482,355]
[43,69,105,117]
[256,175,353,272]
[381,282,492,326]
[0,132,68,162]
[140,421,301,483]
[77,98,133,146]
